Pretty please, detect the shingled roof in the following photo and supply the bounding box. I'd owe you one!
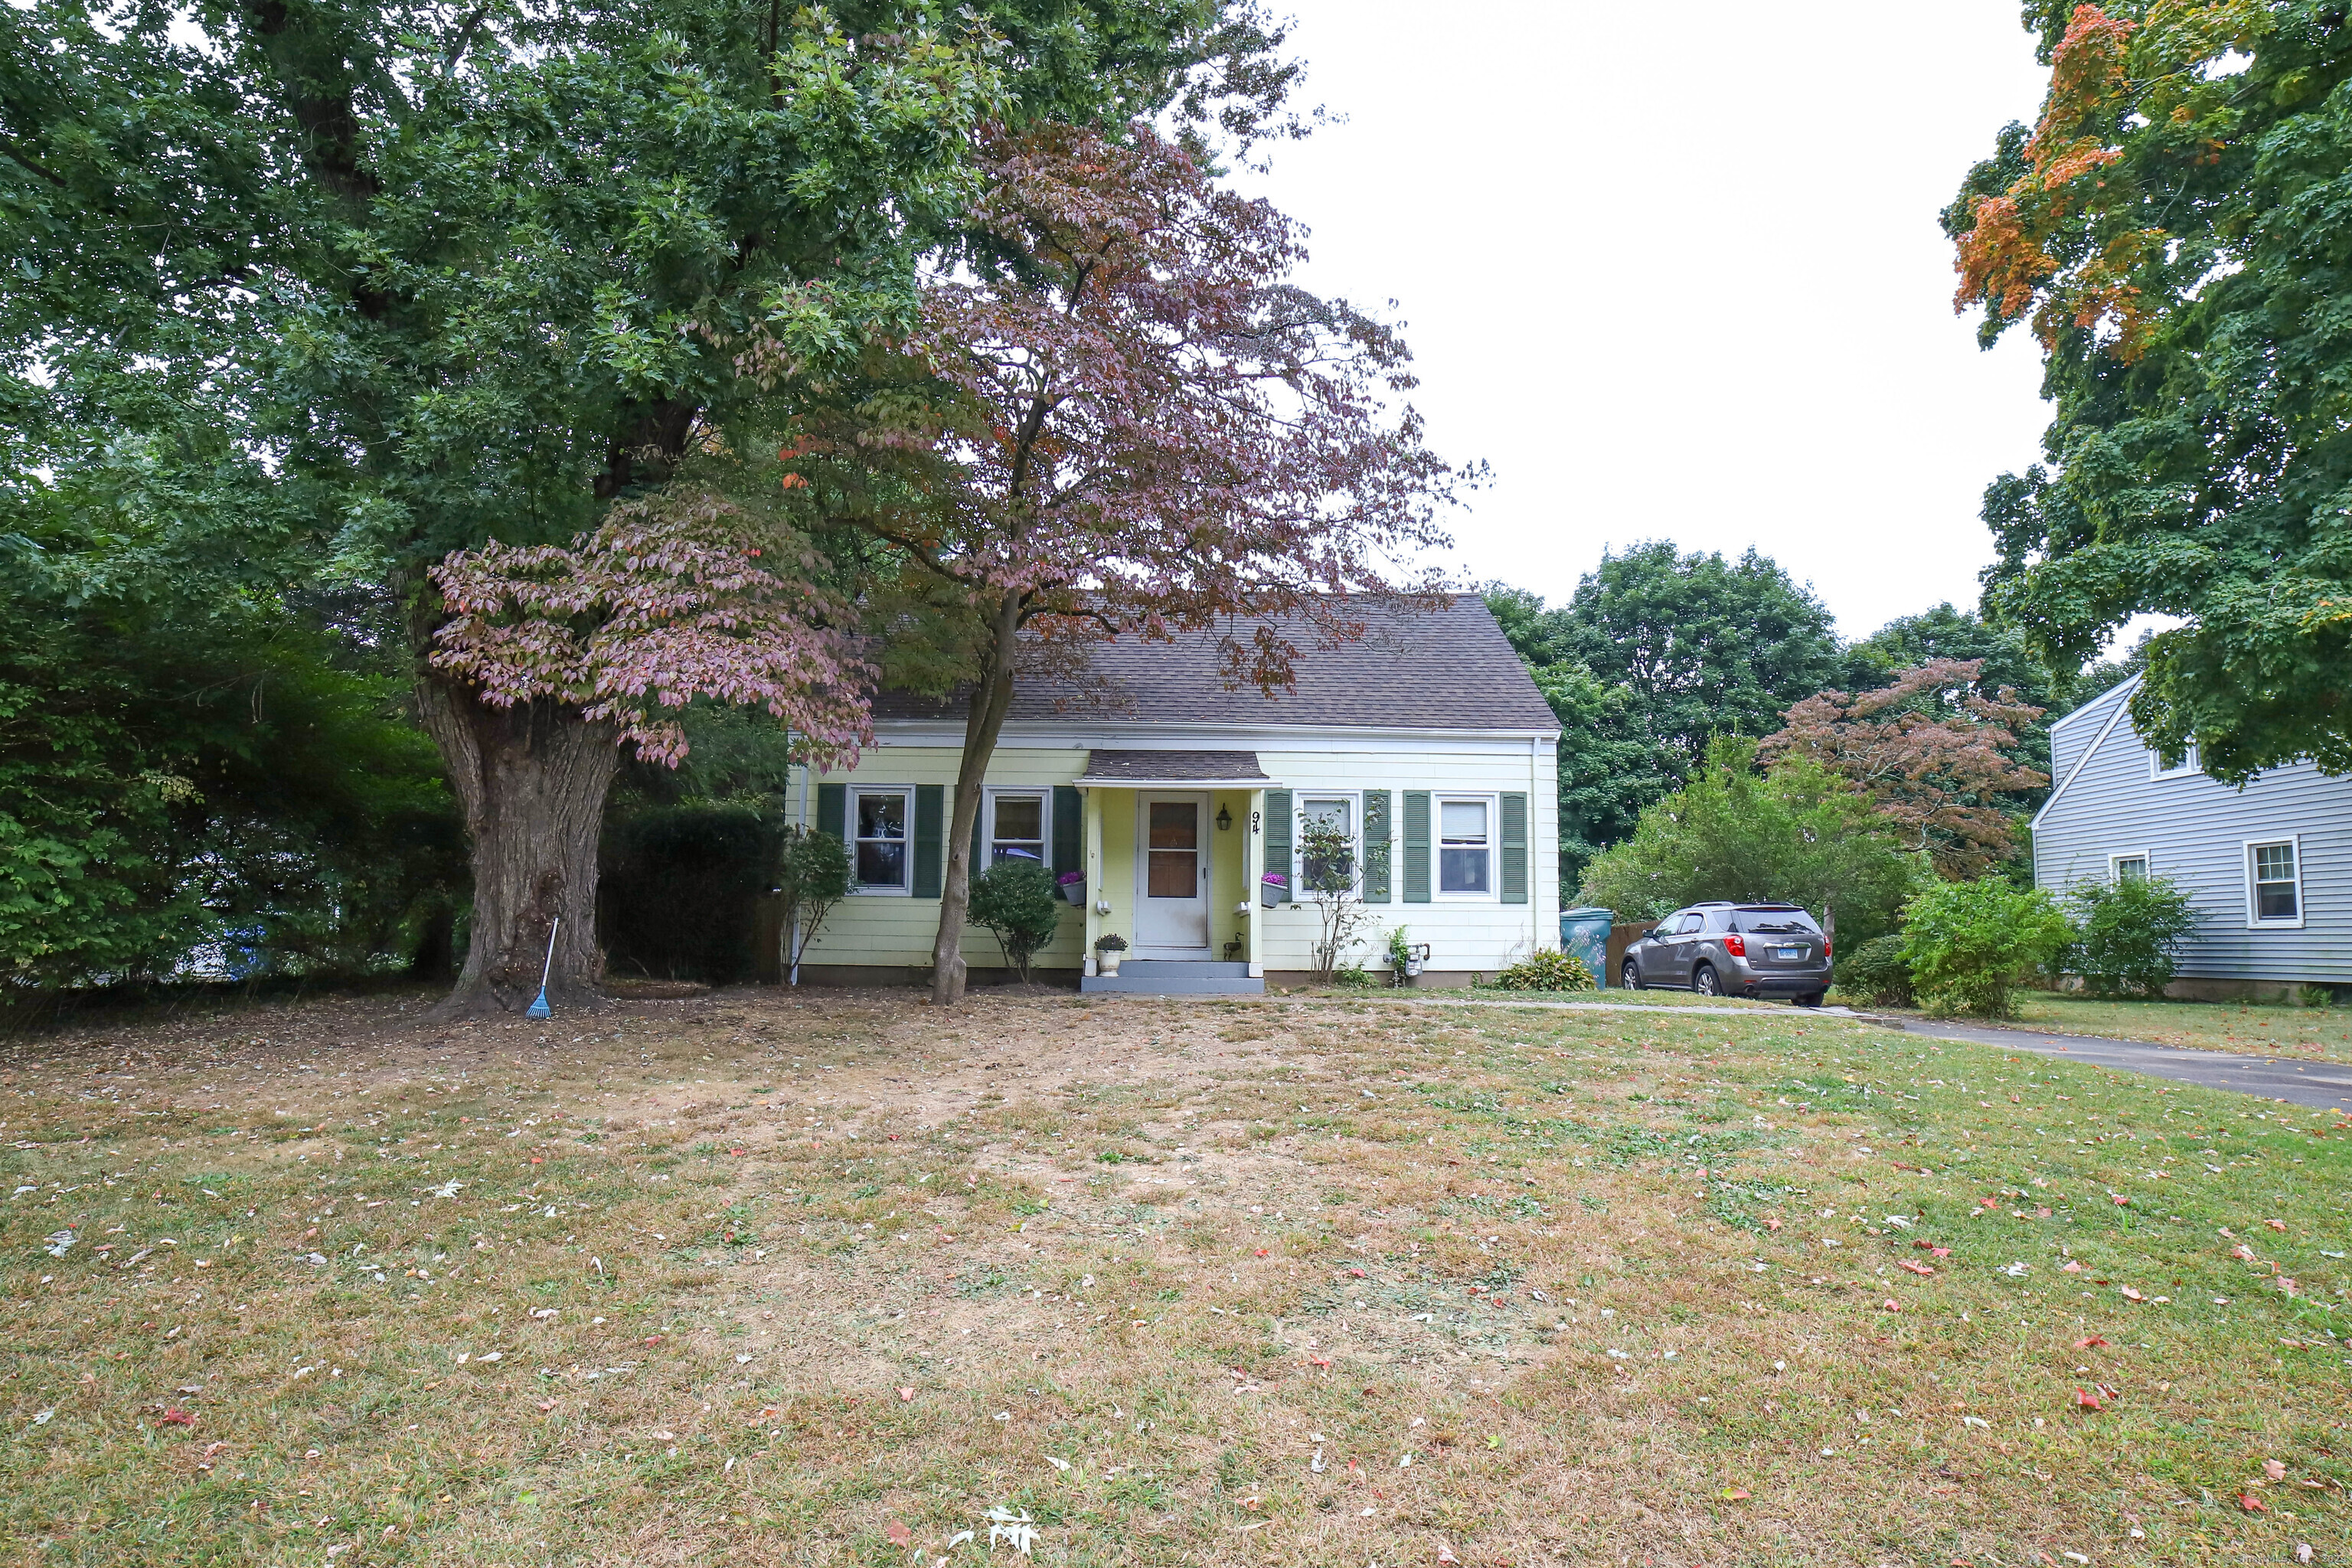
[871,594,1559,733]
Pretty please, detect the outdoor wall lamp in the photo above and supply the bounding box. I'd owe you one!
[1216,804,1233,831]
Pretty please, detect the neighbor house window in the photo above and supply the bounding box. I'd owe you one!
[2246,838,2303,927]
[2150,743,2202,780]
[1300,796,1355,888]
[851,787,913,892]
[987,789,1048,866]
[1436,796,1492,896]
[2109,853,2149,882]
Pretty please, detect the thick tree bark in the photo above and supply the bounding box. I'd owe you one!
[929,591,1024,1004]
[416,676,620,1018]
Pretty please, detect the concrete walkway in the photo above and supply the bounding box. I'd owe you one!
[1256,991,2352,1111]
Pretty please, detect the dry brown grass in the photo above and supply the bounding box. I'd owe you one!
[0,985,2345,1566]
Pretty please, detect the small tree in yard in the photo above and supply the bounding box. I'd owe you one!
[967,861,1063,985]
[1899,879,2073,1019]
[770,827,852,984]
[756,122,1463,1003]
[2067,875,2197,1000]
[1298,812,1375,985]
[1761,658,2047,879]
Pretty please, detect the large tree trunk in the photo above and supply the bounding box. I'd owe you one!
[929,592,1023,1005]
[416,677,620,1018]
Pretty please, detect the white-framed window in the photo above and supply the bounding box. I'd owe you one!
[2245,837,2304,928]
[1298,795,1357,890]
[2109,851,2150,882]
[1436,794,1495,898]
[2150,743,2202,780]
[985,788,1050,867]
[850,786,914,893]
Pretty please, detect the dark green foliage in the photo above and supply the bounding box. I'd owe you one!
[1491,949,1595,992]
[1,575,462,990]
[1950,5,2352,780]
[599,805,778,984]
[1577,738,1916,945]
[773,826,851,979]
[1487,546,1839,887]
[1835,933,1916,1008]
[2066,874,2199,1000]
[967,860,1063,982]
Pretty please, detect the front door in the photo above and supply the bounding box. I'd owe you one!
[1134,793,1211,956]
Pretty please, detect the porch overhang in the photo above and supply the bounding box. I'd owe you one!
[1073,750,1280,790]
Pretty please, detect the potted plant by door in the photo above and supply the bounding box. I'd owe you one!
[1094,933,1129,977]
[1057,870,1086,906]
[1259,871,1289,908]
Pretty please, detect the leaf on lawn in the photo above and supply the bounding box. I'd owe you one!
[898,1387,914,1402]
[2264,1459,2288,1481]
[2073,1336,2108,1349]
[2075,1388,2102,1411]
[2265,1218,2287,1232]
[2118,1286,2145,1302]
[1436,1544,1461,1564]
[2060,1259,2082,1272]
[2239,1492,2269,1514]
[985,1505,1039,1556]
[1899,1260,1935,1276]
[884,1521,913,1547]
[1044,1455,1070,1472]
[157,1408,196,1426]
[1720,1486,1751,1501]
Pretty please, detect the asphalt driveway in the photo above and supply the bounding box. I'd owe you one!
[1886,1017,2352,1112]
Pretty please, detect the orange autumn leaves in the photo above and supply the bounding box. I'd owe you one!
[1953,5,2154,357]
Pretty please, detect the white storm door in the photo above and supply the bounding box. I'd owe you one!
[1134,793,1211,955]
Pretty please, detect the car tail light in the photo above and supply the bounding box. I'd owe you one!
[1824,938,1833,958]
[1723,933,1746,957]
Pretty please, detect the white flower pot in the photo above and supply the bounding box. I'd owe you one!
[1097,953,1123,977]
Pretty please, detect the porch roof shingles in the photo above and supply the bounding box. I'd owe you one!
[867,594,1559,733]
[1075,750,1271,786]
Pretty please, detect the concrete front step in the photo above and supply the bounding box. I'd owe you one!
[1113,960,1250,978]
[1081,969,1264,995]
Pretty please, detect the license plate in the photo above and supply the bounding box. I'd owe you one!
[1775,946,1806,961]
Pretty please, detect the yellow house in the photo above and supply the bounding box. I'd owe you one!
[790,596,1561,993]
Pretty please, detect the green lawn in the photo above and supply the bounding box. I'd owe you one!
[2,987,2345,1566]
[1863,991,2352,1063]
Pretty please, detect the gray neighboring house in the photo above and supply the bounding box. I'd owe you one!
[2033,674,2348,999]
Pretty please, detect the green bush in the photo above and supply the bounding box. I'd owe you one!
[1899,879,2073,1018]
[1332,963,1374,988]
[2066,875,2197,999]
[968,861,1063,984]
[601,805,778,983]
[1577,737,1918,946]
[1835,933,1915,1008]
[1492,949,1596,992]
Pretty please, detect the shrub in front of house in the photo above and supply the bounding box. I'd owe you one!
[967,861,1063,984]
[1898,879,2073,1019]
[2066,874,2198,999]
[1491,949,1596,992]
[1835,933,1915,1008]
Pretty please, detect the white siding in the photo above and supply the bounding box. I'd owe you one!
[2034,682,2350,983]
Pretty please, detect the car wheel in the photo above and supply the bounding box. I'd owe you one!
[1620,959,1642,991]
[1692,964,1721,997]
[1796,991,1826,1009]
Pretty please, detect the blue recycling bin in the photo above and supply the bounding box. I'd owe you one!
[1558,906,1614,987]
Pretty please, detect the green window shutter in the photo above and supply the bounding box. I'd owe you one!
[816,782,847,842]
[1362,790,1392,903]
[1501,792,1528,905]
[1053,786,1083,877]
[1402,790,1431,903]
[1263,789,1292,901]
[913,785,945,899]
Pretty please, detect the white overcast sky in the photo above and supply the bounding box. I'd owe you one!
[1234,1,2057,644]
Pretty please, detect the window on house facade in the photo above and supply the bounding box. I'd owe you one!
[1437,796,1492,896]
[851,787,913,892]
[987,790,1048,866]
[2246,838,2302,926]
[2150,743,2202,780]
[2109,853,2149,882]
[1300,796,1355,889]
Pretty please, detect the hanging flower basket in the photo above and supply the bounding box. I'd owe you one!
[1057,871,1086,906]
[1259,872,1288,908]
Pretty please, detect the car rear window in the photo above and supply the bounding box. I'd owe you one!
[1733,909,1821,935]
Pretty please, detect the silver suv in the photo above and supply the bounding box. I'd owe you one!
[1620,902,1831,1005]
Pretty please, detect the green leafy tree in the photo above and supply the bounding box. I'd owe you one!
[2066,873,2199,999]
[773,826,852,983]
[2,0,1267,1013]
[1298,811,1374,984]
[1576,738,1916,945]
[966,861,1062,985]
[1899,879,2073,1019]
[1486,547,1839,889]
[1838,603,2064,793]
[1948,2,2352,782]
